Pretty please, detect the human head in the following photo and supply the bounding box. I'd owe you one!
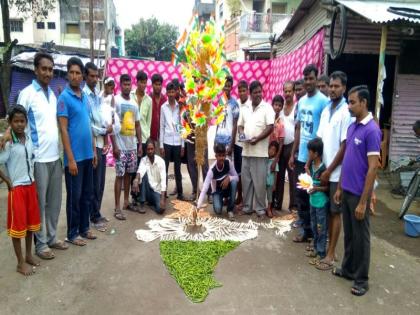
[34,52,54,88]
[307,137,323,161]
[136,70,148,93]
[237,80,248,103]
[283,81,295,104]
[329,71,347,102]
[317,74,329,96]
[84,62,99,90]
[348,85,370,119]
[8,105,28,136]
[145,138,156,158]
[151,73,163,95]
[67,57,84,89]
[412,120,420,138]
[303,64,318,95]
[294,79,305,100]
[103,76,115,95]
[272,95,284,114]
[172,78,182,98]
[223,75,234,98]
[249,80,263,106]
[214,143,226,167]
[120,74,132,97]
[166,82,176,102]
[268,141,279,159]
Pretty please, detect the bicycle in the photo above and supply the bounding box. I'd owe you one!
[399,166,420,219]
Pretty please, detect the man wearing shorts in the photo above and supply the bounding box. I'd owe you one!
[111,74,142,220]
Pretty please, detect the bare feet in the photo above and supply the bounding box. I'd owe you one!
[25,255,41,266]
[17,262,35,276]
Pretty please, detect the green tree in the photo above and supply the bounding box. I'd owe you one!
[0,0,57,112]
[124,17,179,61]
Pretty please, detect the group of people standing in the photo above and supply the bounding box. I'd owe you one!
[0,51,380,298]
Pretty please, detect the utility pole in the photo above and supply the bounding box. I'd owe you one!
[89,0,94,62]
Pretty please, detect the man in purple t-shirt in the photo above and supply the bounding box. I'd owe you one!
[332,85,381,297]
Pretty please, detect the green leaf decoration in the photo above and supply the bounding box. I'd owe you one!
[160,240,240,303]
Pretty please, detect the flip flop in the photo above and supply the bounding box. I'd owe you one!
[293,235,310,243]
[36,250,55,260]
[65,237,87,246]
[316,259,334,271]
[49,240,69,250]
[351,285,369,296]
[332,267,352,280]
[124,204,139,213]
[81,230,97,240]
[93,222,107,232]
[114,209,126,220]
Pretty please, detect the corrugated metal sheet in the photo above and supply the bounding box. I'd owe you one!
[275,1,329,56]
[389,74,420,161]
[337,0,420,24]
[325,13,420,55]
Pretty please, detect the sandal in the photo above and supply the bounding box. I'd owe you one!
[309,256,321,265]
[316,259,334,271]
[82,230,97,240]
[65,237,87,246]
[36,250,55,260]
[93,222,107,232]
[49,240,69,250]
[305,245,314,252]
[114,209,126,220]
[293,235,310,243]
[332,267,352,280]
[305,250,317,258]
[124,203,139,213]
[351,285,369,296]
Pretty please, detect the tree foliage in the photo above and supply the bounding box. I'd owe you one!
[124,17,179,61]
[0,0,58,113]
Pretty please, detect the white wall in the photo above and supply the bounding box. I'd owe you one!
[33,6,61,44]
[0,6,34,44]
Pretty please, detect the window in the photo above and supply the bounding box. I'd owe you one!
[47,22,56,30]
[219,3,223,19]
[66,23,80,34]
[10,19,23,32]
[37,22,45,29]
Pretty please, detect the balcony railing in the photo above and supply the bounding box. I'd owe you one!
[240,13,290,34]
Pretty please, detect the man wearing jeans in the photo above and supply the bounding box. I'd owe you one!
[132,139,166,214]
[289,64,328,242]
[17,52,67,259]
[197,143,238,219]
[57,57,97,246]
[333,86,381,297]
[238,80,274,216]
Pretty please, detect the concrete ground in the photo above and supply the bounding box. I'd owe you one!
[0,166,419,315]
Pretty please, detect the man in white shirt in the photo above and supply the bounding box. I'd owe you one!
[17,52,68,259]
[159,82,185,200]
[315,71,353,271]
[132,139,166,214]
[238,80,274,216]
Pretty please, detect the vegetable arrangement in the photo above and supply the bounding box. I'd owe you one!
[160,240,239,303]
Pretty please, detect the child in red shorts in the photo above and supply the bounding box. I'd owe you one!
[0,105,41,276]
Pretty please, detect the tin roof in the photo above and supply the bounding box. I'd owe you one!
[336,0,420,24]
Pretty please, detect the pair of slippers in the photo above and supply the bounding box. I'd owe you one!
[332,267,369,296]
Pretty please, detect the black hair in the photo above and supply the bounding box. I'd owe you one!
[172,78,181,89]
[307,137,323,156]
[249,80,262,93]
[120,74,131,84]
[34,52,54,68]
[166,82,175,91]
[84,62,98,77]
[151,73,163,84]
[348,85,370,106]
[145,138,155,148]
[413,120,420,133]
[317,74,329,84]
[67,57,84,73]
[272,95,284,105]
[269,141,279,152]
[237,80,248,90]
[303,64,318,77]
[294,79,304,88]
[8,105,28,122]
[136,70,148,82]
[214,143,227,154]
[225,75,233,86]
[283,80,295,90]
[330,71,347,86]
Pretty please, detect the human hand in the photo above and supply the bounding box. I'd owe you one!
[249,137,258,145]
[160,148,165,157]
[226,145,232,156]
[288,156,295,170]
[355,202,367,220]
[92,152,98,169]
[5,178,13,191]
[106,125,113,134]
[320,170,331,183]
[69,160,78,176]
[0,128,12,150]
[333,187,342,205]
[138,145,143,157]
[270,159,277,172]
[221,176,230,189]
[132,178,140,193]
[160,198,166,211]
[113,147,121,159]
